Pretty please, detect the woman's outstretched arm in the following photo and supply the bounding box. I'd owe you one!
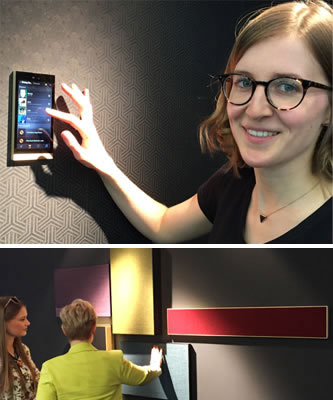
[46,83,212,243]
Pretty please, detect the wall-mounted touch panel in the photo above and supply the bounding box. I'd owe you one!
[10,71,55,162]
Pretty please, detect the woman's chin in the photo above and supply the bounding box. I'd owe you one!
[240,154,273,169]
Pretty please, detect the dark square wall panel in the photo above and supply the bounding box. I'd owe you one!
[54,264,111,316]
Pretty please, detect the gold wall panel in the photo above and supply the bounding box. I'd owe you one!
[110,248,154,335]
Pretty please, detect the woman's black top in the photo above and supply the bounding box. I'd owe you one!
[197,167,332,244]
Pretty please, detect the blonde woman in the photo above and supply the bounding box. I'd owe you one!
[46,0,332,244]
[0,296,39,400]
[36,299,162,400]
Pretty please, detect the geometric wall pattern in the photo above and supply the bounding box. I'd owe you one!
[0,0,246,243]
[120,342,191,400]
[167,306,329,339]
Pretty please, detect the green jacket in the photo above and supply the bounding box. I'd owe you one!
[36,342,161,400]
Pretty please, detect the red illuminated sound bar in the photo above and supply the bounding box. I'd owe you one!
[167,306,328,339]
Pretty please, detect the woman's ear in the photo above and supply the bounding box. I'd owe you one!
[322,106,331,127]
[61,324,67,337]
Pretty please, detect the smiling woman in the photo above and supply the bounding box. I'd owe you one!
[46,0,332,244]
[226,36,330,170]
[0,296,40,400]
[198,0,332,243]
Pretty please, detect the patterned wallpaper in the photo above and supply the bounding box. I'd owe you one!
[0,0,264,243]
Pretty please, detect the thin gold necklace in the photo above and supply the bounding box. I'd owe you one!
[259,181,320,223]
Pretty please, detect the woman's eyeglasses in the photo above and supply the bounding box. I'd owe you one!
[4,296,20,309]
[214,73,332,111]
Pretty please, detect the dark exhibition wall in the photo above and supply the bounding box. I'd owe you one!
[0,247,332,400]
[0,0,282,244]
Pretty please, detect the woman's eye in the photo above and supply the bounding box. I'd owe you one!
[272,79,301,94]
[236,78,252,89]
[279,83,297,92]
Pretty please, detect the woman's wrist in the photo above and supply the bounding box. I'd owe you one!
[94,153,117,175]
[97,156,122,185]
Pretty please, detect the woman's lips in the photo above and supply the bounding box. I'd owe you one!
[247,128,278,137]
[243,127,279,143]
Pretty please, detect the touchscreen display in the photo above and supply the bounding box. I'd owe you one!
[15,74,54,152]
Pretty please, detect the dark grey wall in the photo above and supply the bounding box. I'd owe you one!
[165,248,333,400]
[0,0,277,244]
[1,248,332,400]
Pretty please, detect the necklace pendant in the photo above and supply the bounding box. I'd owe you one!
[260,214,267,223]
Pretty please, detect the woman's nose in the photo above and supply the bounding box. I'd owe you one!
[245,86,274,119]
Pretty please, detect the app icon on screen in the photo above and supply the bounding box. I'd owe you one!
[18,106,26,115]
[20,89,27,98]
[18,114,26,124]
[19,98,27,107]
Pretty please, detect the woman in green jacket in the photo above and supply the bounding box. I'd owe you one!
[36,299,162,400]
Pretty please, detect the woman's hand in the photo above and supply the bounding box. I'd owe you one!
[45,83,211,243]
[149,345,163,370]
[46,83,113,172]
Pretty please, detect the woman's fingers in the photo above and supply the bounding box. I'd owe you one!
[60,83,91,117]
[150,346,163,369]
[83,88,90,99]
[46,107,94,141]
[45,107,74,122]
[61,130,80,150]
[45,82,92,123]
[45,108,82,132]
[61,131,87,162]
[71,83,85,100]
[45,84,100,162]
[61,83,84,103]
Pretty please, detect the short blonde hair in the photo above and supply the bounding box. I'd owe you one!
[200,0,332,179]
[60,299,96,341]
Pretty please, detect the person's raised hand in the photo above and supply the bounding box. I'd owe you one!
[149,345,163,371]
[46,83,113,172]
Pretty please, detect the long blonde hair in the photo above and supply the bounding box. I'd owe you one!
[200,0,332,179]
[0,297,38,396]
